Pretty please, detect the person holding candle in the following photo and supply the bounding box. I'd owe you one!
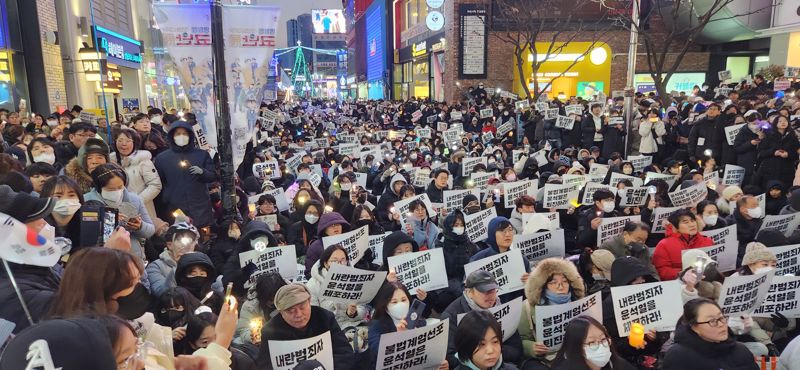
[663,298,759,370]
[146,221,200,297]
[577,189,621,249]
[551,316,636,370]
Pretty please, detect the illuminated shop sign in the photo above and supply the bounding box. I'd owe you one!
[94,26,142,69]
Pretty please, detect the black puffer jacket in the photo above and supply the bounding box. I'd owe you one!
[725,209,764,265]
[434,210,478,282]
[663,323,759,370]
[0,263,61,333]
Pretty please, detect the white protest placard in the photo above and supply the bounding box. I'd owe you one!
[668,182,708,207]
[443,189,481,213]
[480,108,494,119]
[565,104,583,116]
[703,171,720,187]
[773,244,800,276]
[248,188,290,212]
[651,206,681,233]
[610,173,643,188]
[394,194,436,226]
[555,115,575,130]
[411,110,423,122]
[497,121,514,138]
[239,246,298,288]
[533,150,548,167]
[457,297,523,341]
[413,167,432,188]
[752,276,800,318]
[462,156,488,177]
[512,229,566,263]
[684,243,737,273]
[774,79,792,91]
[562,174,587,188]
[338,134,358,144]
[450,122,465,133]
[543,183,582,210]
[319,264,388,305]
[308,172,323,188]
[464,249,527,295]
[581,183,617,206]
[481,131,495,144]
[718,270,775,316]
[535,102,548,112]
[286,153,305,172]
[352,172,368,190]
[253,161,281,180]
[516,100,531,112]
[597,216,640,246]
[438,122,449,132]
[786,66,800,78]
[626,155,653,172]
[536,292,603,350]
[338,143,361,157]
[724,123,745,146]
[255,215,278,232]
[322,226,369,264]
[376,320,448,370]
[721,164,746,186]
[644,172,677,189]
[268,331,333,370]
[387,249,448,293]
[589,163,610,176]
[471,171,498,189]
[368,232,391,266]
[191,122,211,151]
[611,281,683,336]
[464,207,498,242]
[609,116,625,126]
[450,111,463,121]
[619,187,649,207]
[417,128,432,139]
[759,213,800,238]
[718,70,732,81]
[503,180,537,208]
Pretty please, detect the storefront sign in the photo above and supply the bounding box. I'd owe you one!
[426,11,445,31]
[412,41,427,57]
[93,26,142,69]
[459,4,487,78]
[102,65,123,91]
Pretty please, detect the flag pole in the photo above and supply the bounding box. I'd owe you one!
[2,259,34,326]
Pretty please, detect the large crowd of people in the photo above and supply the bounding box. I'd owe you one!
[0,72,799,370]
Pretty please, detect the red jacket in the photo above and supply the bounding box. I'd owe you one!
[652,225,714,281]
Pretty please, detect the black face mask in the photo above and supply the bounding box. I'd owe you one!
[115,283,152,320]
[627,243,647,256]
[159,309,186,328]
[354,219,372,229]
[210,192,221,203]
[181,276,208,296]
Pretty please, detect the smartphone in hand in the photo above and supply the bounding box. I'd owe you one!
[405,299,426,329]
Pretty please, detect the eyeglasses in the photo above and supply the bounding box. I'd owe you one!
[696,316,728,327]
[583,337,609,351]
[547,280,569,288]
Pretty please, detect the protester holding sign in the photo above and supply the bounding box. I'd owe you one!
[663,298,759,370]
[726,195,765,265]
[221,220,280,298]
[367,281,432,368]
[405,199,439,250]
[679,249,724,303]
[306,245,368,330]
[518,258,586,364]
[600,221,657,278]
[552,316,637,370]
[577,189,620,249]
[436,209,479,296]
[653,209,714,280]
[256,283,354,369]
[304,211,351,278]
[453,310,520,370]
[469,217,532,295]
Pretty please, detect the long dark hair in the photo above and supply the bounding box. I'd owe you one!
[552,316,625,370]
[41,175,85,203]
[318,244,349,273]
[112,128,142,162]
[177,311,217,355]
[155,287,201,328]
[455,311,503,366]
[372,281,411,321]
[91,163,128,192]
[254,272,287,317]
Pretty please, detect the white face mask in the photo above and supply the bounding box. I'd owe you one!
[174,134,190,147]
[702,215,718,226]
[33,152,56,165]
[340,183,352,191]
[305,214,319,224]
[403,164,413,171]
[506,174,517,182]
[151,115,163,124]
[746,207,762,219]
[592,273,606,281]
[53,199,81,216]
[46,120,58,127]
[387,301,409,321]
[452,226,465,235]
[584,342,612,368]
[753,266,774,275]
[623,168,633,175]
[101,189,124,204]
[602,201,615,213]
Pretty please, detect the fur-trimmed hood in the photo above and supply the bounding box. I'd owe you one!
[64,157,94,194]
[524,257,585,306]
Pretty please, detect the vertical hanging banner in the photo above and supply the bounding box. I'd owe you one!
[222,5,281,169]
[153,4,217,150]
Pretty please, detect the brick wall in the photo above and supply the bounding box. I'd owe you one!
[37,0,67,112]
[442,0,710,102]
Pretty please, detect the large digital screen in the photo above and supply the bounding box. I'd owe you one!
[311,9,346,34]
[577,81,604,98]
[635,72,706,95]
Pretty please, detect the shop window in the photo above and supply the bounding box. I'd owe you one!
[725,56,749,82]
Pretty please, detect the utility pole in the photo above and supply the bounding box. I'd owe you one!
[623,0,640,157]
[210,0,237,221]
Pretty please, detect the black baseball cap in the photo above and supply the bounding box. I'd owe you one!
[464,270,499,293]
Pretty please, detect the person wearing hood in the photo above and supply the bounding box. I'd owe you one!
[577,189,620,249]
[63,136,109,193]
[84,163,155,260]
[733,110,764,186]
[286,199,323,258]
[112,127,162,223]
[304,211,351,279]
[518,257,586,365]
[765,180,787,215]
[154,120,217,227]
[306,244,368,330]
[146,221,200,298]
[552,316,637,370]
[436,209,479,301]
[453,310,520,370]
[375,173,408,231]
[470,217,532,298]
[652,209,714,280]
[725,195,764,265]
[600,221,658,278]
[221,220,279,299]
[716,185,743,217]
[175,251,222,312]
[425,168,450,203]
[662,298,758,370]
[780,187,800,215]
[256,283,356,369]
[600,256,668,368]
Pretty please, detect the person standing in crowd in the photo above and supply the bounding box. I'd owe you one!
[112,127,163,223]
[756,114,798,191]
[54,122,97,168]
[154,121,216,227]
[64,137,109,193]
[688,103,721,162]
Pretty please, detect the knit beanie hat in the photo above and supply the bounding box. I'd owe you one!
[590,249,615,280]
[722,186,743,201]
[741,242,777,266]
[682,249,712,270]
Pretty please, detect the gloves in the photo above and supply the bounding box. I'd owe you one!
[767,343,781,357]
[680,269,698,288]
[770,312,789,329]
[188,166,204,175]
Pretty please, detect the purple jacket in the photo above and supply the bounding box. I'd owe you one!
[304,212,351,278]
